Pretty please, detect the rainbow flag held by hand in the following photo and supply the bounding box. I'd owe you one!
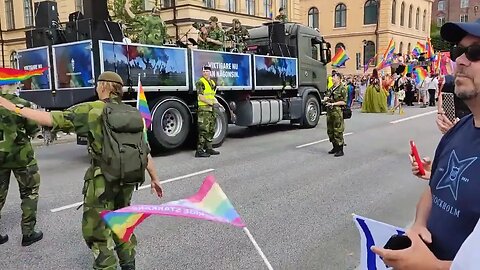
[136,78,152,129]
[0,67,48,86]
[101,175,246,242]
[414,66,428,85]
[331,47,350,67]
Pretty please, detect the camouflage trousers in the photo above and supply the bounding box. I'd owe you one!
[82,170,136,270]
[326,108,345,146]
[0,165,40,236]
[197,110,215,151]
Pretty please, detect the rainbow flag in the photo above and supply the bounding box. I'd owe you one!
[0,67,48,86]
[411,42,425,57]
[331,47,350,67]
[426,38,434,60]
[402,64,414,76]
[376,39,395,70]
[101,175,246,242]
[136,78,152,129]
[413,67,428,84]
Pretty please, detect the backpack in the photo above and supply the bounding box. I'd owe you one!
[405,79,414,92]
[98,102,149,186]
[393,77,402,92]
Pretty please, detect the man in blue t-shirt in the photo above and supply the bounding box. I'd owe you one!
[372,18,480,269]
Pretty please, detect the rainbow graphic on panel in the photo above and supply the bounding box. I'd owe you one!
[0,67,48,86]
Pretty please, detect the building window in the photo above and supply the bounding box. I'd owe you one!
[228,0,236,12]
[438,0,445,11]
[407,43,411,54]
[391,0,396,24]
[75,0,83,12]
[422,9,426,31]
[461,14,469,22]
[10,51,17,68]
[308,7,319,28]
[5,0,15,30]
[335,3,347,28]
[364,41,375,65]
[264,0,272,17]
[408,5,413,28]
[364,0,378,25]
[311,44,319,60]
[415,7,419,29]
[335,43,346,66]
[204,0,215,8]
[400,2,405,26]
[162,0,173,8]
[24,0,34,27]
[246,0,255,15]
[399,42,403,54]
[437,16,446,26]
[461,0,469,9]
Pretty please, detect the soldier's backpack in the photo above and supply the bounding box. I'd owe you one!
[98,101,149,186]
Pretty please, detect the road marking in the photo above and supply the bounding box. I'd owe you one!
[50,168,215,213]
[390,110,438,124]
[296,133,354,149]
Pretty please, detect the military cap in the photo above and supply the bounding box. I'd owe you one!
[97,71,123,86]
[279,7,284,12]
[209,16,218,23]
[232,18,240,24]
[202,65,212,71]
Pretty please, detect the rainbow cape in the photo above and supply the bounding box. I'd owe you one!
[136,78,152,129]
[0,67,48,86]
[331,47,349,67]
[101,175,246,242]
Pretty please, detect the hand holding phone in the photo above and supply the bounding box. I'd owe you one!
[383,235,412,250]
[410,140,425,176]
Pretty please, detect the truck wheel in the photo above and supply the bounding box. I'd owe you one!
[213,105,228,147]
[150,99,191,150]
[300,94,320,128]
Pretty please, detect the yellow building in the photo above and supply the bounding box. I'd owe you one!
[300,0,433,74]
[0,0,300,67]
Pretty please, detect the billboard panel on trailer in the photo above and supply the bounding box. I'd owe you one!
[254,55,298,90]
[16,46,52,91]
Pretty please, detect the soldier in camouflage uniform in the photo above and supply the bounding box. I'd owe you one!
[196,65,220,158]
[0,75,43,246]
[324,72,347,157]
[0,71,164,270]
[275,7,288,22]
[196,23,209,50]
[226,19,250,53]
[206,16,225,51]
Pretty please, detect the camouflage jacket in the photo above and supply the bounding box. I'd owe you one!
[275,14,288,22]
[226,26,249,41]
[0,93,40,169]
[207,27,224,51]
[326,83,347,111]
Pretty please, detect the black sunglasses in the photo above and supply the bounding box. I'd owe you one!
[450,44,480,62]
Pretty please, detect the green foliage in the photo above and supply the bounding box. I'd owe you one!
[430,22,452,52]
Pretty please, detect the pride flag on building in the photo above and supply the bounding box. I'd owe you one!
[331,47,350,67]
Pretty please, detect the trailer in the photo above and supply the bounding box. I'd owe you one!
[16,22,332,151]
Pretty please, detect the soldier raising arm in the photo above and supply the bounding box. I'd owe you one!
[0,71,163,270]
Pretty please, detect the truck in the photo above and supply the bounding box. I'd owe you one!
[16,21,332,151]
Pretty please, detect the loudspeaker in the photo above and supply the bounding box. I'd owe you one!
[69,11,84,22]
[25,28,66,48]
[74,19,123,42]
[268,22,286,44]
[34,1,59,28]
[83,0,110,21]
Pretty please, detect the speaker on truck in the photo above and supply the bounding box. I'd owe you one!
[73,19,123,42]
[267,22,286,44]
[34,1,59,28]
[25,28,66,48]
[83,0,110,21]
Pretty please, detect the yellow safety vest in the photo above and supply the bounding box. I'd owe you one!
[327,76,333,89]
[198,77,216,107]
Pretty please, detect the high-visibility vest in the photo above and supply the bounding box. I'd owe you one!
[327,76,333,89]
[198,77,216,107]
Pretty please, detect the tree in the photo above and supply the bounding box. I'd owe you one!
[109,0,168,45]
[430,23,452,52]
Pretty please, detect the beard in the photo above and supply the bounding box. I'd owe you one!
[455,67,479,100]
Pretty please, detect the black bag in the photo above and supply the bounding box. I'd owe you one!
[342,107,352,119]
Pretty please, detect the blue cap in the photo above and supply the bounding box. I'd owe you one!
[441,18,480,44]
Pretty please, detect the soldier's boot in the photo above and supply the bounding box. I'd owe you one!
[328,144,338,154]
[195,150,210,158]
[334,146,344,157]
[207,149,220,155]
[0,234,8,244]
[121,262,135,270]
[21,230,43,246]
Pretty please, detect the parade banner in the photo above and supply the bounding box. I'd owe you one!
[52,40,95,90]
[254,55,298,90]
[16,47,51,91]
[100,41,188,90]
[191,49,252,90]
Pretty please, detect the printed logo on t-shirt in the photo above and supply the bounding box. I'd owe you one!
[436,150,477,201]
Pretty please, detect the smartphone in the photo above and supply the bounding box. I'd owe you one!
[442,92,456,123]
[384,235,412,250]
[410,140,425,176]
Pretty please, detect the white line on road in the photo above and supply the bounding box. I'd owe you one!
[296,133,354,149]
[389,110,438,124]
[50,168,215,213]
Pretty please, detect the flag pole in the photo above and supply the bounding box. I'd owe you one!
[242,227,274,270]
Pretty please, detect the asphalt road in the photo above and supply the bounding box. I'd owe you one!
[0,106,442,270]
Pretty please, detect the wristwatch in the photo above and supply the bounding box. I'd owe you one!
[15,103,25,115]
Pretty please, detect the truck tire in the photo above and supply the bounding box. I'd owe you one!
[213,105,228,147]
[300,94,320,128]
[150,99,191,150]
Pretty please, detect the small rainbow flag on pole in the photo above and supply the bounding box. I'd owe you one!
[411,42,426,57]
[402,64,414,76]
[0,67,48,86]
[136,75,152,129]
[331,47,350,67]
[376,39,395,70]
[101,175,246,242]
[426,38,435,60]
